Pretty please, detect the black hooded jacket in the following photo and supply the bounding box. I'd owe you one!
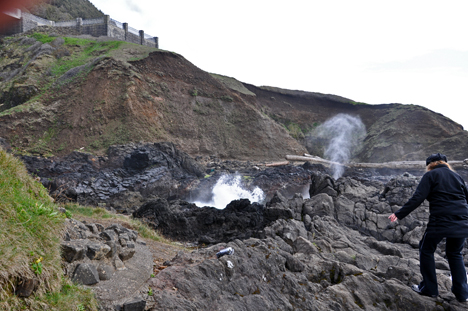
[395,164,468,238]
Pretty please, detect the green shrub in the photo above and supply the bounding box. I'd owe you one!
[286,122,305,139]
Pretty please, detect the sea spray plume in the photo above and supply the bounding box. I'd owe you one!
[192,174,265,209]
[313,114,366,179]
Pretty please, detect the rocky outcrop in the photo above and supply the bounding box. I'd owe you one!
[20,143,314,214]
[133,198,267,245]
[62,218,151,311]
[145,218,466,310]
[19,142,467,219]
[12,142,468,309]
[132,171,431,249]
[140,171,468,310]
[20,142,205,210]
[22,145,461,310]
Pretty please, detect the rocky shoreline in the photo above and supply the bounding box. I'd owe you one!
[9,142,468,310]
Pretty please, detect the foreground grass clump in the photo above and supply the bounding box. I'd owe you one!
[0,150,97,311]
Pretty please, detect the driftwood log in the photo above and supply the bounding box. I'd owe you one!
[265,161,290,167]
[285,154,468,170]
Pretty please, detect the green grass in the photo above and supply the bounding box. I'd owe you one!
[0,150,98,310]
[28,33,123,77]
[51,38,123,76]
[29,126,58,156]
[285,121,305,139]
[30,33,55,44]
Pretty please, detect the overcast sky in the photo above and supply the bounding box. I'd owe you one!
[89,0,468,130]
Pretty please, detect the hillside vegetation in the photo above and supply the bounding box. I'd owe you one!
[28,0,104,21]
[0,149,97,310]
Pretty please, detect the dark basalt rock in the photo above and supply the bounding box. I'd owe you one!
[133,198,267,244]
[20,142,205,211]
[72,263,100,285]
[97,264,114,281]
[62,218,152,310]
[86,242,111,260]
[17,142,318,214]
[122,298,146,311]
[62,219,141,281]
[143,187,468,311]
[61,240,87,263]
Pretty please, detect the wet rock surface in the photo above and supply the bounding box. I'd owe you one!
[133,198,267,245]
[20,142,312,213]
[131,171,435,249]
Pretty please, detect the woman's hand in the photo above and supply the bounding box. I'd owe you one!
[388,213,398,222]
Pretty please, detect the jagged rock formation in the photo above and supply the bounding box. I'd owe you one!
[138,172,468,310]
[19,142,312,213]
[133,198,267,245]
[20,142,205,209]
[131,171,426,247]
[6,138,466,310]
[19,140,468,309]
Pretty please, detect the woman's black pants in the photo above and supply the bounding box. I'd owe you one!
[418,233,468,300]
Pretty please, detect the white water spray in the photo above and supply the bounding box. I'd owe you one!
[313,114,366,179]
[192,174,265,209]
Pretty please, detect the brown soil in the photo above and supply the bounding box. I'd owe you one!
[0,47,306,161]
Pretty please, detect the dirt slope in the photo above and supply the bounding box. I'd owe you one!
[0,31,467,163]
[0,34,306,160]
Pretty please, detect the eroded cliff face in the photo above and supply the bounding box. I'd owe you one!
[0,34,306,161]
[244,85,467,162]
[0,31,467,163]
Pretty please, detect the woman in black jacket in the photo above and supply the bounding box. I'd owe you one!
[389,153,468,302]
